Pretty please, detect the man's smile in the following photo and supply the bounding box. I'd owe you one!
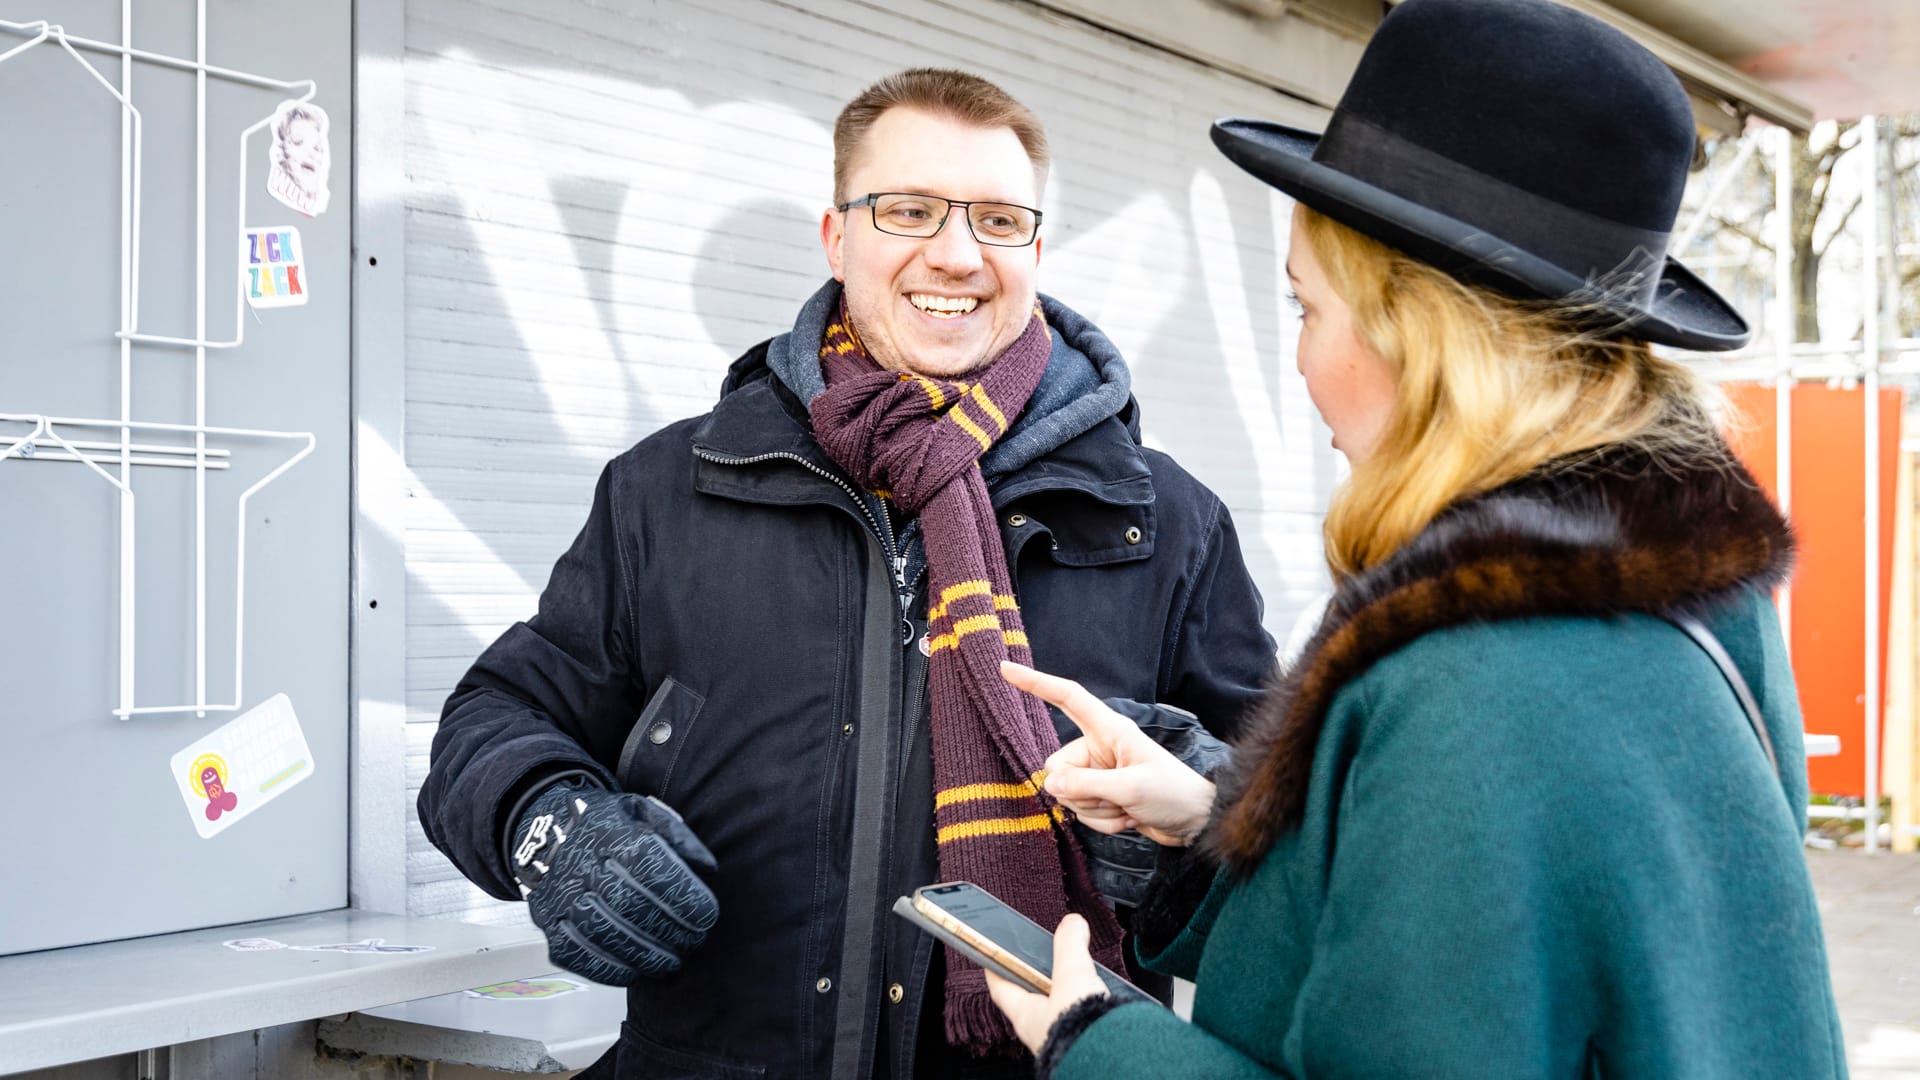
[907,292,982,319]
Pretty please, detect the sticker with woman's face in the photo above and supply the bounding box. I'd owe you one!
[266,99,331,217]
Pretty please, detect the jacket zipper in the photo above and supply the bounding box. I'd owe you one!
[694,448,914,611]
[694,449,935,786]
[900,638,930,791]
[698,446,907,1076]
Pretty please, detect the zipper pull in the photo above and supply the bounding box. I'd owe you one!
[894,556,915,619]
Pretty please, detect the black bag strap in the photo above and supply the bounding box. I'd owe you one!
[1664,614,1779,775]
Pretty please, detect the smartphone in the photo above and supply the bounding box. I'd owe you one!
[892,881,1158,1005]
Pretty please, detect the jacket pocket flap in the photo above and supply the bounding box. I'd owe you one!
[617,676,707,798]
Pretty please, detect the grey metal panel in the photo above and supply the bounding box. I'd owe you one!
[319,971,625,1073]
[0,909,546,1074]
[0,0,352,954]
[351,0,412,919]
[399,0,1340,920]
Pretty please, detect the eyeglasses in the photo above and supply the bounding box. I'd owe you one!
[835,192,1043,248]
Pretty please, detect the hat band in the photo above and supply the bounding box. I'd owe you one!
[1314,112,1672,309]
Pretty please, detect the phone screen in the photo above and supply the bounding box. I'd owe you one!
[911,882,1154,1003]
[918,883,1062,977]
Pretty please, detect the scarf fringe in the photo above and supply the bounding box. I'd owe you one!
[944,975,1023,1057]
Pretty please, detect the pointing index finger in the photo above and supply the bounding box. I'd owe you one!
[1000,661,1113,735]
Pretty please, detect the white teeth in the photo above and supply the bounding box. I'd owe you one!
[909,293,979,317]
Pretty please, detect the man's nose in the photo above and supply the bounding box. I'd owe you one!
[921,213,985,276]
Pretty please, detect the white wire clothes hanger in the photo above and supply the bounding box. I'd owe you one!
[0,13,322,719]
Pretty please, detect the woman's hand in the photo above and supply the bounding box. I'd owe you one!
[984,913,1111,1054]
[1001,661,1217,847]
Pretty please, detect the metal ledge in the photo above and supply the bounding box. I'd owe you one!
[319,973,625,1074]
[0,909,546,1074]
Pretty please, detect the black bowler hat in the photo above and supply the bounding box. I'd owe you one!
[1213,0,1749,351]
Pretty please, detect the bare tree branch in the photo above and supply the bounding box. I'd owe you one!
[1706,213,1775,253]
[1817,196,1865,258]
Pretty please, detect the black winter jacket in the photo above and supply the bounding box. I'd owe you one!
[418,333,1276,1080]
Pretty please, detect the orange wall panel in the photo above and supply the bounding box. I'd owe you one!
[1725,383,1902,798]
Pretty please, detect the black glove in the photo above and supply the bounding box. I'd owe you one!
[1053,699,1233,908]
[508,781,719,985]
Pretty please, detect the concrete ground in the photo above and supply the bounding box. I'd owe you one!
[1811,849,1920,1077]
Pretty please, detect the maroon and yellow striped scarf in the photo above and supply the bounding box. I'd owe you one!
[810,298,1126,1054]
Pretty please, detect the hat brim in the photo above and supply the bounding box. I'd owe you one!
[1212,118,1751,352]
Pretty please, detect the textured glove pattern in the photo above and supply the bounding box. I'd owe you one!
[512,783,719,986]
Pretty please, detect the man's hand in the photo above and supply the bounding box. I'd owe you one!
[510,783,719,986]
[984,914,1111,1054]
[1001,661,1217,847]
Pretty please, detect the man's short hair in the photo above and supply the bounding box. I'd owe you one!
[832,68,1050,203]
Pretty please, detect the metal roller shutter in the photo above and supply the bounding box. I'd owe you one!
[402,0,1338,921]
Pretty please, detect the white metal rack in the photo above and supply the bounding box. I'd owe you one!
[0,13,321,719]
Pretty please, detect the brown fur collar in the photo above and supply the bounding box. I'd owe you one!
[1207,449,1794,873]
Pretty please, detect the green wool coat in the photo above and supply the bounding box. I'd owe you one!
[1053,454,1848,1079]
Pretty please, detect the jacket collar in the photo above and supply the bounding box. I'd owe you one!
[693,351,834,470]
[1206,448,1795,873]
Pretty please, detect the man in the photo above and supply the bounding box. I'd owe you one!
[419,68,1275,1080]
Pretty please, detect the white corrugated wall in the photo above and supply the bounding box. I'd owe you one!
[402,0,1338,922]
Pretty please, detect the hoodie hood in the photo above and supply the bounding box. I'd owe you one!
[760,280,1135,478]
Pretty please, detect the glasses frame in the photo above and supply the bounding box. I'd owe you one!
[835,191,1044,248]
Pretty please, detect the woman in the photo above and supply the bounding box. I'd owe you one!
[986,0,1847,1076]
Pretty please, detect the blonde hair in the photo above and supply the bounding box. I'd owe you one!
[833,69,1049,203]
[1301,207,1732,578]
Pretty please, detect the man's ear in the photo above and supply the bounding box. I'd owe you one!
[821,207,847,282]
[1033,234,1042,268]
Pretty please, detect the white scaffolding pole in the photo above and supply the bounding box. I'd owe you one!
[1774,125,1795,656]
[1882,119,1907,850]
[1864,116,1883,852]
